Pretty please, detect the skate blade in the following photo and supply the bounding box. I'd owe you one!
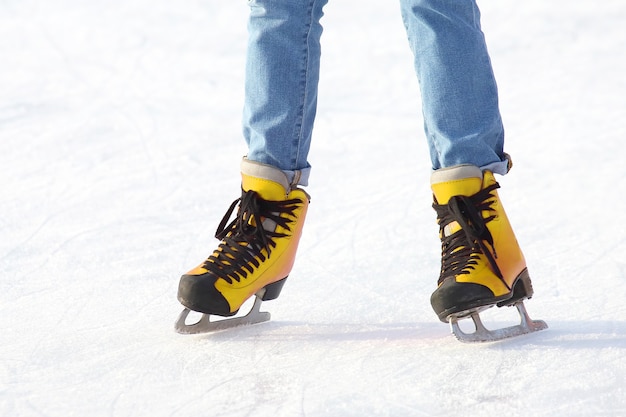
[174,294,271,335]
[449,301,548,343]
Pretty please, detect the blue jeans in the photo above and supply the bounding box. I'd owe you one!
[243,0,510,186]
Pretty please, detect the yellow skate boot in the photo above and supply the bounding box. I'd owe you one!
[430,165,546,342]
[175,158,309,333]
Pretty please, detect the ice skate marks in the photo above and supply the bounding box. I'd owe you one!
[448,300,548,343]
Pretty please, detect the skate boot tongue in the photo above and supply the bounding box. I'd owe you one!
[430,165,484,204]
[431,165,484,237]
[239,158,309,234]
[240,158,291,201]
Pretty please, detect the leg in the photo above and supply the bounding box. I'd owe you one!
[399,0,509,174]
[243,0,328,186]
[400,0,546,341]
[176,1,327,332]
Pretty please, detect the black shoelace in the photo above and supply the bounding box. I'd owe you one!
[432,183,504,285]
[202,189,302,284]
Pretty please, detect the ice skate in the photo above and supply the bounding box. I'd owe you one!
[429,165,547,342]
[175,158,309,334]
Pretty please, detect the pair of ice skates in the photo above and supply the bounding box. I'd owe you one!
[175,158,546,342]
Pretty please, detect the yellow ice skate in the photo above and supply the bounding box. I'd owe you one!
[430,165,547,342]
[176,158,309,334]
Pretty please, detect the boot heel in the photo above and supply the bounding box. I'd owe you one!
[516,268,534,299]
[261,277,288,301]
[498,268,534,307]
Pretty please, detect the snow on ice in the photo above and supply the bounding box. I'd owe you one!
[1,0,625,416]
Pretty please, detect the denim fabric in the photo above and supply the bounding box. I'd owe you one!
[400,0,509,174]
[242,0,510,185]
[243,0,327,186]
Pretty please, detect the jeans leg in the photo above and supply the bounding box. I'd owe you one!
[400,0,510,174]
[243,0,328,185]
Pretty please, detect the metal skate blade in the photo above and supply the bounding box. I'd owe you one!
[449,301,548,343]
[175,295,271,334]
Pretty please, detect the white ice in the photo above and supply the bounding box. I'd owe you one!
[1,0,625,416]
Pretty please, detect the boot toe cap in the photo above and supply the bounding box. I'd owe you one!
[177,273,234,316]
[430,278,501,322]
